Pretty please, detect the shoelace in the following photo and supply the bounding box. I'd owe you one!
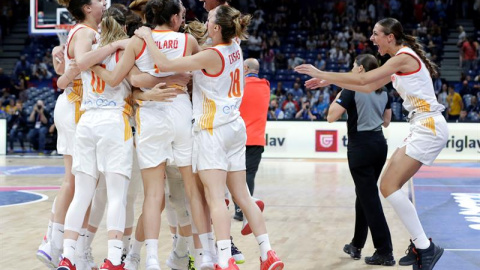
[84,247,95,263]
[405,240,415,255]
[412,247,423,268]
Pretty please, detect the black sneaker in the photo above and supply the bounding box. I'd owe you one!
[413,240,444,270]
[233,208,243,221]
[399,240,416,266]
[230,236,245,264]
[343,243,361,260]
[365,251,396,266]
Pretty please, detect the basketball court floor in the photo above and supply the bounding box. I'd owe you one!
[0,156,478,269]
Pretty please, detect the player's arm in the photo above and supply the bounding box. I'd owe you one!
[74,28,128,71]
[91,37,141,87]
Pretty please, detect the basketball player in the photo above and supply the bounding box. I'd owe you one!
[134,6,284,270]
[295,17,447,270]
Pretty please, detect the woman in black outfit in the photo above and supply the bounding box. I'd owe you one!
[327,54,395,266]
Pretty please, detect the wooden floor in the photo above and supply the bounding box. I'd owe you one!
[0,157,413,270]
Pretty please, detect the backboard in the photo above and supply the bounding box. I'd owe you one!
[29,0,111,35]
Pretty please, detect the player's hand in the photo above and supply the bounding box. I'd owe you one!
[134,26,152,40]
[167,72,192,87]
[146,83,178,102]
[114,38,130,50]
[305,78,330,89]
[294,64,321,78]
[52,45,65,63]
[65,60,80,80]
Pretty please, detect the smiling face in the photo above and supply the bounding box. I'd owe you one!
[370,23,391,56]
[206,8,218,39]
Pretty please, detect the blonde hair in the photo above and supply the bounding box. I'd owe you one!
[184,20,207,45]
[100,6,128,47]
[214,5,251,42]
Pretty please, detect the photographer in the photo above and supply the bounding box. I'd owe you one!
[295,100,317,120]
[27,99,50,154]
[267,99,284,120]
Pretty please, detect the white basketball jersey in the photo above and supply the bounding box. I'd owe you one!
[80,47,132,115]
[135,30,188,82]
[192,41,244,133]
[391,47,445,115]
[64,24,100,103]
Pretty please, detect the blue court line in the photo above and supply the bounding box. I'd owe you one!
[0,166,65,175]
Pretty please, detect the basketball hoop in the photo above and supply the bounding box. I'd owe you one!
[55,24,74,45]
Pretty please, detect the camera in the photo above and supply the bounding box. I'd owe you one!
[37,104,42,110]
[269,106,275,111]
[305,105,310,110]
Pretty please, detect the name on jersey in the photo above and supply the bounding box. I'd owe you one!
[228,50,241,64]
[155,39,179,49]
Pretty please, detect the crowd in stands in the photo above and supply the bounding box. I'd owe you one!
[0,0,479,153]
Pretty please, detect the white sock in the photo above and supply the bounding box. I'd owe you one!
[194,249,203,269]
[122,235,131,255]
[175,235,189,257]
[386,190,430,249]
[85,230,96,248]
[171,233,178,249]
[130,238,144,255]
[46,220,53,242]
[76,229,87,256]
[186,236,195,255]
[63,239,77,265]
[199,233,214,254]
[52,223,64,251]
[256,234,272,261]
[207,232,216,254]
[107,239,123,265]
[217,240,231,268]
[145,239,159,259]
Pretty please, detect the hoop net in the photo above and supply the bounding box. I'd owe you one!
[55,24,75,45]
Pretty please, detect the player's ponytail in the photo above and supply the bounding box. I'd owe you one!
[100,6,128,47]
[57,0,92,22]
[215,5,251,42]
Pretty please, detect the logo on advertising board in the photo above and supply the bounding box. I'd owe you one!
[315,130,337,152]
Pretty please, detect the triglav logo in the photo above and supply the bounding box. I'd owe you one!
[315,130,337,152]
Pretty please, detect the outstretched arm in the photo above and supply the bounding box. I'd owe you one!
[296,55,409,93]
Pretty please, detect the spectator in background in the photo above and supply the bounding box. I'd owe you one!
[267,31,281,49]
[314,95,329,119]
[13,71,28,100]
[306,35,317,51]
[247,30,262,59]
[460,79,475,97]
[7,101,26,153]
[267,99,284,120]
[437,83,449,117]
[13,55,31,77]
[466,95,480,117]
[27,99,50,154]
[236,58,270,221]
[261,46,275,72]
[314,53,326,70]
[290,82,303,99]
[447,85,463,121]
[295,100,317,120]
[461,36,477,74]
[273,81,287,97]
[287,53,305,70]
[31,58,53,81]
[281,92,299,119]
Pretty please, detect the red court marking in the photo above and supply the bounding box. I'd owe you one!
[415,166,480,178]
[0,186,60,192]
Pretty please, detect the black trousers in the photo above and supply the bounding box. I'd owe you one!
[347,131,393,255]
[234,145,264,216]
